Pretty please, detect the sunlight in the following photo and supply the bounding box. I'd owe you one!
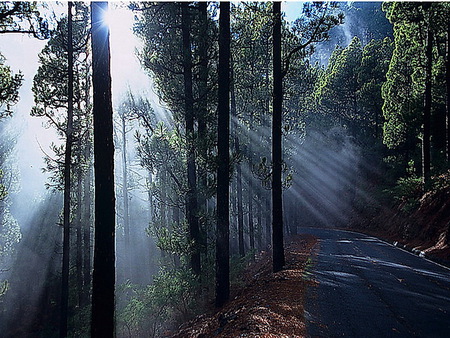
[101,4,114,28]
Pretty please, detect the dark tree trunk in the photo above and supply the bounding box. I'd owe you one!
[215,0,230,308]
[82,139,92,307]
[59,2,73,336]
[248,175,255,254]
[90,2,116,336]
[272,1,285,272]
[257,193,262,250]
[230,55,245,257]
[197,1,209,261]
[423,22,432,189]
[446,19,450,164]
[265,195,271,249]
[237,157,245,257]
[181,2,201,276]
[76,154,83,308]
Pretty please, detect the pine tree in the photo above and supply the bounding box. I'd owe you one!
[90,2,115,336]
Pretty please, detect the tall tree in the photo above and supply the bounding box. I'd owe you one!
[272,1,342,272]
[422,3,433,188]
[59,3,74,336]
[90,2,115,336]
[181,2,201,276]
[215,0,230,308]
[383,2,447,183]
[272,1,284,273]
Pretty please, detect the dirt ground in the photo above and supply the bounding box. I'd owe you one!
[169,235,317,338]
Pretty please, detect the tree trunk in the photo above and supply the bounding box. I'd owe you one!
[197,1,209,262]
[265,195,271,249]
[248,175,255,254]
[90,2,116,336]
[82,138,92,307]
[59,2,73,336]
[215,0,230,308]
[272,1,285,272]
[230,55,245,258]
[181,2,201,276]
[76,152,83,308]
[423,21,432,189]
[446,18,450,164]
[257,190,262,250]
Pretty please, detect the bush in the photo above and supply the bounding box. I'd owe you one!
[117,267,199,337]
[388,176,423,212]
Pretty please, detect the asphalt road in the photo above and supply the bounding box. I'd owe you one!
[301,227,450,338]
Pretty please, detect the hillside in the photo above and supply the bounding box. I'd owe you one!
[352,173,450,266]
[169,235,317,337]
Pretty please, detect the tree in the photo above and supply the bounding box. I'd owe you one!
[0,54,22,119]
[0,1,49,38]
[31,2,91,335]
[215,0,230,308]
[90,2,115,336]
[133,2,218,277]
[59,3,74,336]
[181,1,201,276]
[272,1,342,272]
[382,2,448,184]
[272,1,284,273]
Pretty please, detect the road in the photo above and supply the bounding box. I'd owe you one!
[301,227,450,338]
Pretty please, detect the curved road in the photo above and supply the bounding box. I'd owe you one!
[301,227,450,338]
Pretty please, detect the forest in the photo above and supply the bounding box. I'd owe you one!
[0,1,449,337]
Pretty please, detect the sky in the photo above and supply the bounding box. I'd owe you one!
[0,1,304,201]
[0,2,151,200]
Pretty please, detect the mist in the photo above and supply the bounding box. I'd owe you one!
[0,1,399,336]
[284,126,364,232]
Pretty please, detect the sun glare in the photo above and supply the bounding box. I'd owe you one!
[102,6,114,28]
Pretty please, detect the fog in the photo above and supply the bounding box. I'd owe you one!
[0,1,387,336]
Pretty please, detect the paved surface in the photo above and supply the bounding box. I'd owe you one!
[301,227,450,338]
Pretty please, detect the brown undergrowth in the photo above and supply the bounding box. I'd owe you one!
[169,235,317,337]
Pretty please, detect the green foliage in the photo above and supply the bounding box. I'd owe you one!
[147,219,193,256]
[0,53,23,119]
[117,267,199,337]
[0,208,21,257]
[315,36,392,140]
[31,2,91,190]
[0,1,50,38]
[388,176,423,212]
[381,2,449,178]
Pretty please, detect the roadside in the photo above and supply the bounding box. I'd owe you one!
[169,235,317,337]
[349,184,450,268]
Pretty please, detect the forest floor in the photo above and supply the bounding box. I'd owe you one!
[169,234,318,337]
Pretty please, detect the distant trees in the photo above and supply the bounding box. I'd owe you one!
[31,2,91,335]
[134,2,218,278]
[383,2,450,187]
[316,36,393,142]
